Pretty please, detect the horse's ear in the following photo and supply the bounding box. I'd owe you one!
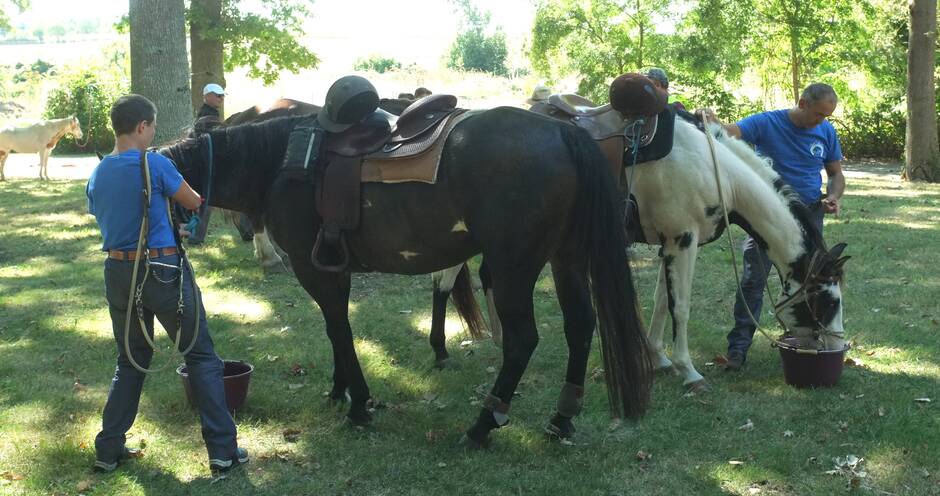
[827,242,847,260]
[833,255,850,269]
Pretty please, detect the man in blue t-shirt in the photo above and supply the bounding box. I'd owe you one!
[704,83,846,370]
[86,94,247,474]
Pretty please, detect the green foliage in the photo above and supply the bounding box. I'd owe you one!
[12,59,53,83]
[833,102,905,159]
[42,62,129,154]
[0,0,29,32]
[447,0,508,76]
[531,0,673,101]
[354,55,402,74]
[199,0,319,85]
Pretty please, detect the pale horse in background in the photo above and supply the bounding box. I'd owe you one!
[0,116,83,180]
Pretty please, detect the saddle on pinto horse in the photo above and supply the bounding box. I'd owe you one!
[279,93,466,272]
[530,73,679,183]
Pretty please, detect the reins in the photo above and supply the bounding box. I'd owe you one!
[122,148,206,373]
[695,111,832,355]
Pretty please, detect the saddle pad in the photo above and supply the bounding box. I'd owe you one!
[624,106,676,166]
[361,110,476,184]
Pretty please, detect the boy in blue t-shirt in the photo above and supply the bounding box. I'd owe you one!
[86,94,247,474]
[703,83,846,370]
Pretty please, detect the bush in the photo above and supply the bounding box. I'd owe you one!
[447,29,508,76]
[43,67,128,154]
[833,102,906,160]
[354,55,402,74]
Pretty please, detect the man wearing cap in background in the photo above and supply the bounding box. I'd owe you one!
[645,68,686,112]
[186,82,226,245]
[198,83,225,119]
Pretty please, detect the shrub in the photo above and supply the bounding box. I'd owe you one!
[832,102,906,160]
[43,67,128,154]
[354,55,402,74]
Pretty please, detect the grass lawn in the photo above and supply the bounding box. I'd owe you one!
[1,161,938,495]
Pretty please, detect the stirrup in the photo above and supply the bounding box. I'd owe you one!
[311,227,349,272]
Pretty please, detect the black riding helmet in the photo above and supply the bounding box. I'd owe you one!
[317,75,380,132]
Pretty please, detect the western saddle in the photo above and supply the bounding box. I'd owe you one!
[280,94,465,272]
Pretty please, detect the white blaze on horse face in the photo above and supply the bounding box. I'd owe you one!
[451,220,469,233]
[399,250,419,260]
[777,275,845,350]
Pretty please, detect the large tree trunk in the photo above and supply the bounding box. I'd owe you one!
[904,0,940,182]
[190,0,225,116]
[129,0,193,144]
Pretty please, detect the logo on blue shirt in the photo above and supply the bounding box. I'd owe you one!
[809,141,825,158]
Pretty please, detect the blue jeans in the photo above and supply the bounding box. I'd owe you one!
[726,201,825,358]
[95,254,238,463]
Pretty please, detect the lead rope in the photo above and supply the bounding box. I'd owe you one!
[696,112,820,355]
[122,151,202,373]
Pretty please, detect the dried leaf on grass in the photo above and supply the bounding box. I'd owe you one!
[738,419,755,431]
[0,471,25,481]
[635,450,652,461]
[76,479,94,492]
[844,357,865,367]
[783,430,794,438]
[283,428,302,442]
[712,355,728,365]
[728,460,745,467]
[914,398,931,403]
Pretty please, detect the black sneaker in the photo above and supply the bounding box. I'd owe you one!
[93,447,143,473]
[209,447,249,474]
[725,351,746,371]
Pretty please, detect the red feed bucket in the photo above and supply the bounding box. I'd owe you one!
[177,360,254,412]
[777,338,850,388]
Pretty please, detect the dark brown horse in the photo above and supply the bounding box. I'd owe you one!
[160,108,653,447]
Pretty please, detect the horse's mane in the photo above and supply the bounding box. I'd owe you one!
[707,122,827,255]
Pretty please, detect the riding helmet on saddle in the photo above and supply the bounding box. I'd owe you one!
[317,76,380,132]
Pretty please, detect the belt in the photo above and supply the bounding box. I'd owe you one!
[108,246,178,261]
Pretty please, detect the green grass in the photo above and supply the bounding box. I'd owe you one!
[1,162,939,495]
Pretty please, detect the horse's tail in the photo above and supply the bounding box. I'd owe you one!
[561,124,653,419]
[450,262,487,340]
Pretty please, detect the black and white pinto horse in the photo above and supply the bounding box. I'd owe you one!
[432,118,849,392]
[160,108,654,446]
[635,121,847,391]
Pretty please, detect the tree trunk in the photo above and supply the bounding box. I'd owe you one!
[129,0,193,144]
[904,0,940,182]
[190,0,225,116]
[789,25,801,105]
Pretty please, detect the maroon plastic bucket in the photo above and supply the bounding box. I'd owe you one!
[177,360,253,412]
[777,338,849,388]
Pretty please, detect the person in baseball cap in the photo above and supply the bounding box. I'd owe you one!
[198,83,226,119]
[644,68,686,111]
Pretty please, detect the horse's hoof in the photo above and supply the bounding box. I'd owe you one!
[684,379,711,395]
[458,433,491,451]
[545,414,576,440]
[346,409,373,427]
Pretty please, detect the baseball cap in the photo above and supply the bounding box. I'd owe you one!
[203,83,225,96]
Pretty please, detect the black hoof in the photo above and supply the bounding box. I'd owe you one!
[346,408,373,426]
[545,413,576,440]
[458,433,491,450]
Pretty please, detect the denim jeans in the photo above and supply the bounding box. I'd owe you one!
[726,201,825,358]
[95,254,238,463]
